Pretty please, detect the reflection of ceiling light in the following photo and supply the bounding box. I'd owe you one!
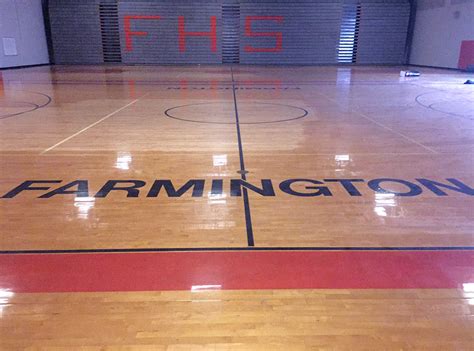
[194,222,235,230]
[335,155,350,170]
[213,155,227,166]
[0,289,14,317]
[115,152,132,170]
[375,193,396,206]
[374,193,397,217]
[374,206,387,217]
[191,284,222,292]
[335,154,350,162]
[336,68,352,82]
[74,197,95,219]
[463,283,474,292]
[0,290,14,299]
[207,192,227,204]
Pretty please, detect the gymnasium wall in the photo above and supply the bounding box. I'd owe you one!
[47,0,411,65]
[0,0,49,68]
[410,0,474,69]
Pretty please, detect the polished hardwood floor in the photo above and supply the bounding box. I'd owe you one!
[2,289,473,350]
[0,65,473,349]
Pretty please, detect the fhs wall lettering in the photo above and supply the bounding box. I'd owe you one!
[124,15,284,53]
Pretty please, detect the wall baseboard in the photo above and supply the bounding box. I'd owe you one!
[408,64,461,71]
[0,63,51,71]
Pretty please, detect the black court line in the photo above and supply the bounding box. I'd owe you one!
[6,80,424,86]
[415,92,474,121]
[1,246,473,255]
[231,66,255,247]
[0,91,52,120]
[164,102,308,125]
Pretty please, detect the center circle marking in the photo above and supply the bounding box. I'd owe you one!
[164,102,309,125]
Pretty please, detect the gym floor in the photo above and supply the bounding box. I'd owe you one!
[0,65,473,349]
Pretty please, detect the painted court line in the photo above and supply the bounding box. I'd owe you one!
[1,246,474,255]
[231,66,254,247]
[40,96,144,154]
[0,250,472,292]
[354,111,439,154]
[317,91,438,154]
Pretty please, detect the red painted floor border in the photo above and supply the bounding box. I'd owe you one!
[0,250,472,293]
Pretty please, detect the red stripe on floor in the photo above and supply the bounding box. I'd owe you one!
[0,251,472,292]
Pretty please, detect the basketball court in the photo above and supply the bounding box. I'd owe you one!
[1,0,474,349]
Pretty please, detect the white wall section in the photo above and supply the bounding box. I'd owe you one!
[410,0,474,68]
[0,0,49,68]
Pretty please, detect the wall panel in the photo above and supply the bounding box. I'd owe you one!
[47,0,412,65]
[49,0,103,64]
[240,0,343,64]
[356,0,410,64]
[118,0,223,64]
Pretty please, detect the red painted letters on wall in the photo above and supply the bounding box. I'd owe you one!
[123,15,284,54]
[178,16,217,52]
[124,15,161,52]
[244,16,284,52]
